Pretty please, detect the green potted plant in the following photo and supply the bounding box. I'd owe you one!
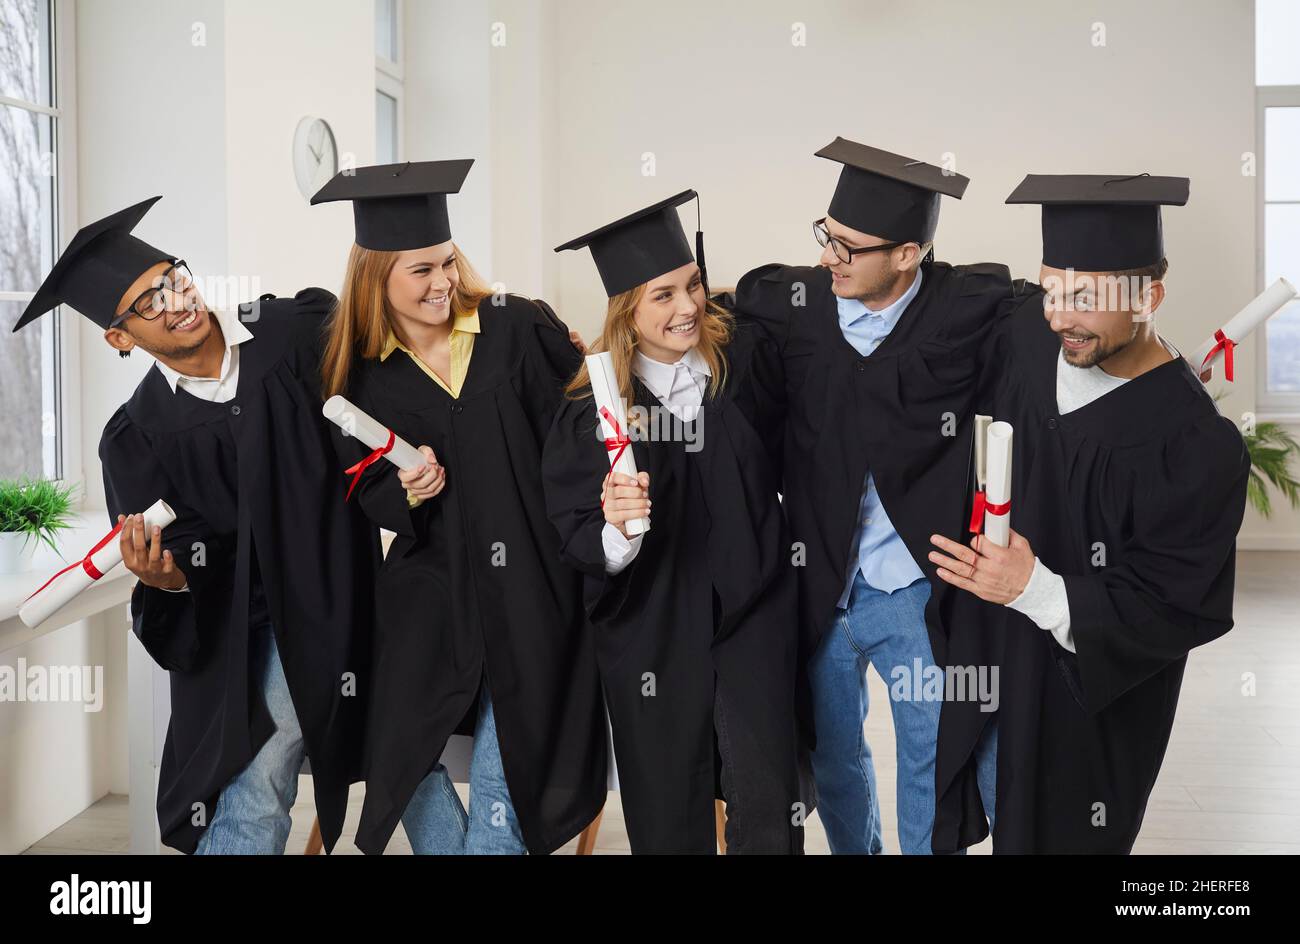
[0,478,77,573]
[1244,421,1300,518]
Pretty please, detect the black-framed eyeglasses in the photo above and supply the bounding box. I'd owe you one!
[112,260,195,326]
[813,219,910,265]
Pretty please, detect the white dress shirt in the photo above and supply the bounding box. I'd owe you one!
[151,308,254,591]
[601,347,712,575]
[152,307,254,403]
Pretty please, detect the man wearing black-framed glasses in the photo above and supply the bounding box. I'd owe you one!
[13,196,377,856]
[734,138,1010,856]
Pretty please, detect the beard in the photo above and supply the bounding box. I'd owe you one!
[1060,319,1139,369]
[128,310,213,361]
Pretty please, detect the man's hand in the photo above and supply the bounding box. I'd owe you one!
[569,330,587,354]
[118,513,187,590]
[928,529,1036,605]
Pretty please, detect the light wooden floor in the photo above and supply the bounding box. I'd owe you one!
[23,551,1300,855]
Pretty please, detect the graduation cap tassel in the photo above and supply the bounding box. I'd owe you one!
[695,195,709,298]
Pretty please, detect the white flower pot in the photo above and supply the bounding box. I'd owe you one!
[0,531,40,574]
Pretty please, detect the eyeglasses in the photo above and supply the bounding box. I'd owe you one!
[113,261,195,325]
[813,219,909,265]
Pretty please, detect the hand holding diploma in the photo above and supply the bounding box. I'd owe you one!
[322,395,428,499]
[119,512,187,590]
[587,351,649,535]
[602,470,651,537]
[399,445,446,500]
[929,530,1037,606]
[19,499,176,628]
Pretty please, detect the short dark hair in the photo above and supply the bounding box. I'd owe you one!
[1113,257,1168,282]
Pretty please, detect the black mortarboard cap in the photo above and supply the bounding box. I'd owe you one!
[815,137,968,244]
[1005,173,1190,271]
[554,190,703,297]
[311,159,474,251]
[13,196,174,332]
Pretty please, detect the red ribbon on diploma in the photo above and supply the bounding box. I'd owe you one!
[23,519,126,603]
[599,406,631,508]
[1201,328,1236,382]
[344,429,396,501]
[599,406,630,466]
[968,490,1011,535]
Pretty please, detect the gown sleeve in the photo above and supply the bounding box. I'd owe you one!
[515,296,584,443]
[328,368,428,539]
[542,395,643,620]
[99,409,224,672]
[725,321,787,491]
[733,263,807,396]
[1061,410,1250,714]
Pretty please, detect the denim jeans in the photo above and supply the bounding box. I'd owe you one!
[808,573,997,854]
[401,687,526,855]
[194,623,305,855]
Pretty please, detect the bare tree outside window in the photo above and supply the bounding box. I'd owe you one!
[0,0,59,480]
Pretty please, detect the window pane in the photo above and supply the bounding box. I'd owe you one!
[1264,203,1300,393]
[1257,0,1300,86]
[376,90,398,164]
[0,299,57,479]
[0,103,56,293]
[375,0,397,62]
[0,0,53,106]
[1265,108,1300,202]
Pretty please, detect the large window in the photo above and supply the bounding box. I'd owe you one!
[0,0,74,482]
[1256,0,1300,411]
[375,0,403,164]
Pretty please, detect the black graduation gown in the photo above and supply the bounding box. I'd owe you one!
[961,287,1249,854]
[541,324,805,854]
[99,287,378,854]
[335,294,607,855]
[732,259,1011,850]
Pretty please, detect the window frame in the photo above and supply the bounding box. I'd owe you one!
[1256,84,1300,420]
[375,0,403,164]
[0,0,81,492]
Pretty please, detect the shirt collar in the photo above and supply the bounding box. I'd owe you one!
[632,346,712,401]
[836,266,924,334]
[380,308,482,361]
[154,307,253,393]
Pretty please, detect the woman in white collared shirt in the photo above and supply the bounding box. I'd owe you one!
[543,193,807,854]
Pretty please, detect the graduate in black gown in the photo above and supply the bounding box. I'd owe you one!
[928,174,1250,853]
[543,191,804,854]
[12,197,377,854]
[313,161,607,855]
[732,139,1010,853]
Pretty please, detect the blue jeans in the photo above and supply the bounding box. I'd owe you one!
[401,687,526,855]
[808,573,997,854]
[195,623,305,855]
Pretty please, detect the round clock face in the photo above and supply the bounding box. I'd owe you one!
[293,117,338,200]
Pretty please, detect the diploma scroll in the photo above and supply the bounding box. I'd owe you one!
[983,421,1013,548]
[1189,278,1298,383]
[587,352,649,536]
[19,499,176,629]
[322,396,427,500]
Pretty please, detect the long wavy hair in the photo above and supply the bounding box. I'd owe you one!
[563,283,733,409]
[320,242,493,399]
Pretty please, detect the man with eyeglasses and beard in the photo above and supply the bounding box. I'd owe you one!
[12,197,378,854]
[733,138,1010,855]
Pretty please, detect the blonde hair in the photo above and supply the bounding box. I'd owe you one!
[564,284,733,409]
[321,242,492,399]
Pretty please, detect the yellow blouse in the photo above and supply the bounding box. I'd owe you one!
[380,308,481,398]
[381,309,480,507]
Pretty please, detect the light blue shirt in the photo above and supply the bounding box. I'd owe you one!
[836,269,926,606]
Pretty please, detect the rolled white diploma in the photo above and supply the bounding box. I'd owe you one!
[1189,278,1298,382]
[322,395,426,471]
[587,351,649,536]
[983,421,1013,548]
[19,499,177,629]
